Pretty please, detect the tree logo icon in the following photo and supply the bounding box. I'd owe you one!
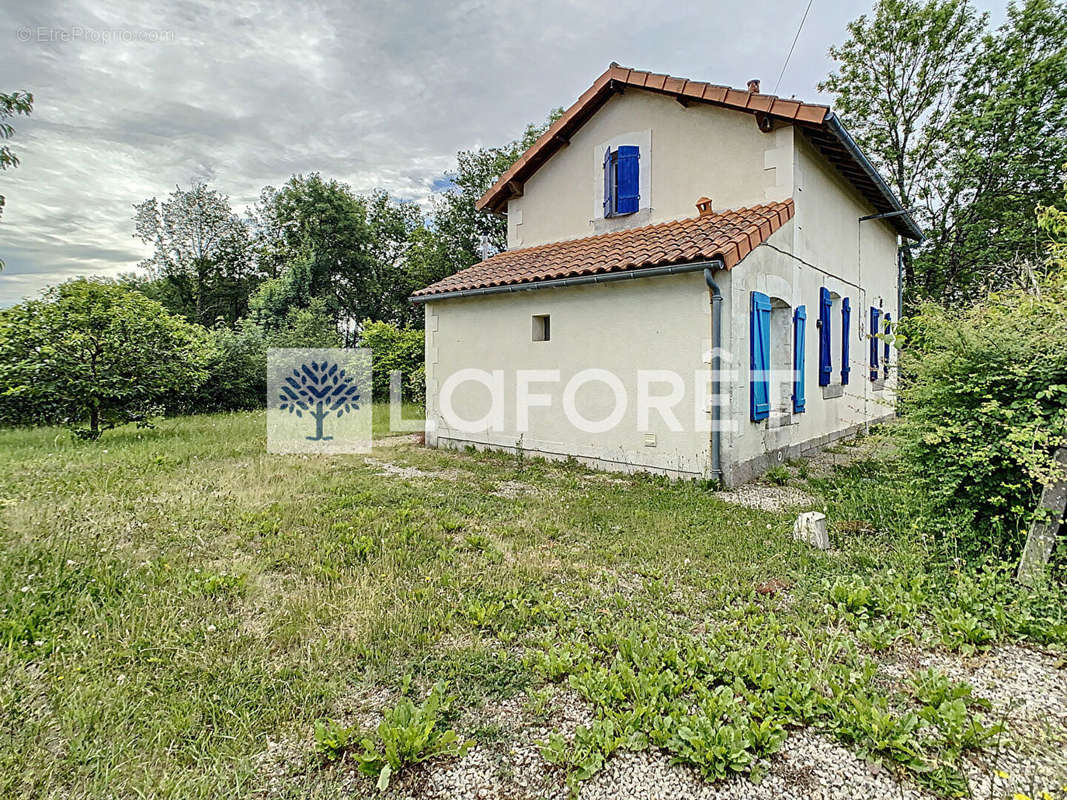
[278,360,361,441]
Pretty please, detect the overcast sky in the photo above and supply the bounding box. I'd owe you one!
[0,0,1008,306]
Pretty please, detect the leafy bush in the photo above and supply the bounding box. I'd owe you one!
[172,298,341,414]
[172,319,267,413]
[407,363,426,405]
[265,297,342,349]
[0,279,212,437]
[357,320,424,402]
[896,266,1067,558]
[763,466,790,486]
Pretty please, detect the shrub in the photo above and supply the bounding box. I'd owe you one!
[357,320,424,402]
[764,466,790,486]
[173,299,341,414]
[266,297,342,349]
[0,279,211,437]
[896,266,1067,559]
[406,363,426,405]
[171,319,267,413]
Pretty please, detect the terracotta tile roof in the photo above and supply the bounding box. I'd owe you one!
[477,64,826,216]
[474,64,921,241]
[411,199,793,300]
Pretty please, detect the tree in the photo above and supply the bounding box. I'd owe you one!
[364,190,423,325]
[248,250,315,331]
[267,297,343,349]
[251,177,430,333]
[134,182,256,325]
[918,0,1067,302]
[250,174,372,334]
[818,0,985,294]
[279,360,361,441]
[429,111,562,273]
[821,0,1067,307]
[397,224,458,327]
[117,271,200,320]
[0,90,33,269]
[0,279,211,438]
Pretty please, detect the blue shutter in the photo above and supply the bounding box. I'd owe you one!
[750,291,771,421]
[841,298,851,385]
[615,145,640,214]
[602,147,614,218]
[818,287,832,386]
[793,305,807,413]
[883,313,891,378]
[869,307,881,381]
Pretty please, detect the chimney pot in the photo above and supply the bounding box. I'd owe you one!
[747,79,760,94]
[696,197,714,217]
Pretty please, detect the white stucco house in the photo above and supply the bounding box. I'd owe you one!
[410,64,922,486]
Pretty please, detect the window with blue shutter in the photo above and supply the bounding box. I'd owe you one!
[883,313,891,379]
[602,146,640,217]
[750,291,771,421]
[869,307,881,381]
[841,298,851,385]
[603,147,614,218]
[615,146,640,214]
[818,287,832,386]
[793,305,807,413]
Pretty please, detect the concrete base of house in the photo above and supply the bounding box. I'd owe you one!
[430,435,705,480]
[429,412,895,487]
[722,413,894,487]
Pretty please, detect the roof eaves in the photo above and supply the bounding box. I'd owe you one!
[474,65,920,241]
[821,113,923,241]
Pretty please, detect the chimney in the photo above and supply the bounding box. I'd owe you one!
[696,197,714,217]
[747,79,760,94]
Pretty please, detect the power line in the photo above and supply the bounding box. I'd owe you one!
[773,0,815,96]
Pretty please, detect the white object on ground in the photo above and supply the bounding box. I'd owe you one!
[793,511,828,550]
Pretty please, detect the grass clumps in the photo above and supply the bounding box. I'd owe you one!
[315,682,470,790]
[0,412,1064,798]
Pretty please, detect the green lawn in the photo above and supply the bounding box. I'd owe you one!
[0,410,1064,799]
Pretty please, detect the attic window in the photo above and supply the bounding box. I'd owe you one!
[603,145,640,217]
[532,314,550,342]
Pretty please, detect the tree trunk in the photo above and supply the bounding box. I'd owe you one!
[1017,447,1067,586]
[90,405,100,439]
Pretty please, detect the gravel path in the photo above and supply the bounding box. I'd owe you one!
[580,731,932,800]
[312,643,1066,800]
[713,484,816,512]
[423,645,1062,799]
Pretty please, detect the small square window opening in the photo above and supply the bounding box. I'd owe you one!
[532,314,550,342]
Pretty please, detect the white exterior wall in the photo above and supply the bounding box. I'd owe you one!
[718,137,899,483]
[506,91,793,249]
[423,87,903,485]
[423,272,713,477]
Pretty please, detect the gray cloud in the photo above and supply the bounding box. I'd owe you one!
[0,0,1008,305]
